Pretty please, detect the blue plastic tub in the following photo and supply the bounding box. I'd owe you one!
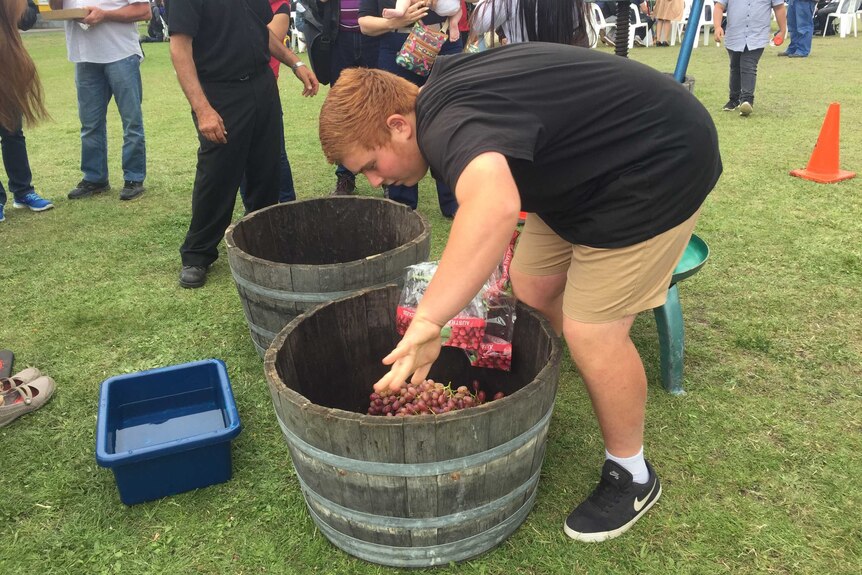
[96,359,241,505]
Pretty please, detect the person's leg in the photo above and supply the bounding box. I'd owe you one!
[179,83,254,270]
[75,62,111,185]
[793,0,815,55]
[331,32,360,195]
[243,74,282,212]
[105,55,146,184]
[0,122,36,199]
[738,47,764,105]
[278,120,296,203]
[785,0,799,53]
[726,48,741,106]
[382,0,411,19]
[447,11,462,42]
[558,209,700,542]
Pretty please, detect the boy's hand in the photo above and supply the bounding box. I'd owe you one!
[714,25,724,44]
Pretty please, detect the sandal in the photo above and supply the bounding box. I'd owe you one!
[0,367,42,393]
[0,375,55,428]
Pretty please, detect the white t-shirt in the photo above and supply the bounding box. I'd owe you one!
[63,0,147,64]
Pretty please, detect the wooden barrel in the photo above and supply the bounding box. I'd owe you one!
[225,197,430,357]
[264,285,562,567]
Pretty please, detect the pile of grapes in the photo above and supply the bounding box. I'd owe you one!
[367,379,505,416]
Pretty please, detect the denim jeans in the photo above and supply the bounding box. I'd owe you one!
[727,47,764,105]
[787,0,817,56]
[375,32,460,217]
[0,121,36,205]
[331,30,379,182]
[75,55,146,183]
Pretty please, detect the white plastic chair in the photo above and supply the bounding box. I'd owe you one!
[670,0,692,46]
[290,10,307,52]
[629,3,653,47]
[691,0,715,48]
[591,4,618,47]
[824,0,859,37]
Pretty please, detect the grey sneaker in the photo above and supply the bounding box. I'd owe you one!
[68,179,110,199]
[120,180,146,201]
[739,101,754,117]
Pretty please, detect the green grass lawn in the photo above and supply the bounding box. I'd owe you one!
[1,29,860,575]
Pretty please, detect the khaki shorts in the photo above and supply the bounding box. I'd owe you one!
[511,209,702,323]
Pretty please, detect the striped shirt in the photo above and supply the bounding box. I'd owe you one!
[340,0,361,30]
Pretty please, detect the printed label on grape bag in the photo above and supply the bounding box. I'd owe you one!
[471,336,513,371]
[397,306,487,351]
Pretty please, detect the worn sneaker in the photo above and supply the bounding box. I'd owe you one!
[12,192,54,212]
[722,99,740,112]
[68,179,110,199]
[120,180,145,201]
[739,101,754,116]
[633,35,646,47]
[564,460,661,543]
[330,174,356,196]
[179,264,210,289]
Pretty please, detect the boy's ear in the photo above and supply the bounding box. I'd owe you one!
[386,114,414,139]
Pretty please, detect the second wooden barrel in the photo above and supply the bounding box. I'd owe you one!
[225,197,430,356]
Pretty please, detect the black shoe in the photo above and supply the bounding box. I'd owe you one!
[330,174,356,196]
[564,460,661,543]
[68,179,110,199]
[722,99,740,112]
[120,180,145,201]
[179,265,210,289]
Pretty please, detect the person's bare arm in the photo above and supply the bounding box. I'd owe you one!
[169,33,227,144]
[374,152,521,392]
[773,3,787,39]
[267,27,320,96]
[82,1,151,25]
[713,2,725,43]
[359,1,428,36]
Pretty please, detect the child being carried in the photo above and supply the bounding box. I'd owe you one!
[383,0,462,43]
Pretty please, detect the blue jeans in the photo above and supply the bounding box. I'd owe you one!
[787,0,816,56]
[375,32,460,217]
[0,121,35,205]
[75,55,146,183]
[332,30,379,182]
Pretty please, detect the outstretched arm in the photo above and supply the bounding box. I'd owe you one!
[374,152,521,392]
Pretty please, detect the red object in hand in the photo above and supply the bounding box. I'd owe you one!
[773,33,784,46]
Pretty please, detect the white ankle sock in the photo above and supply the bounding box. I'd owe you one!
[606,448,649,484]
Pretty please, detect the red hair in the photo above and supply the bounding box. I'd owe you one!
[319,68,419,164]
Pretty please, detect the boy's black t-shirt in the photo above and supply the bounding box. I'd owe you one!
[416,43,723,248]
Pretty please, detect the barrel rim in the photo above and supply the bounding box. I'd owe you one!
[225,197,431,270]
[263,284,563,426]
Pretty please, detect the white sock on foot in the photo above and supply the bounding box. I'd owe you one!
[606,447,649,484]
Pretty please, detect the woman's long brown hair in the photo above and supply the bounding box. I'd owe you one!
[0,0,49,131]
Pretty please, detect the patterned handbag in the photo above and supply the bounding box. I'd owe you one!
[396,21,448,77]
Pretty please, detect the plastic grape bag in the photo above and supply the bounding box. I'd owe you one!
[396,262,488,352]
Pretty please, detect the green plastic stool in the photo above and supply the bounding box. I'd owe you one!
[653,234,709,395]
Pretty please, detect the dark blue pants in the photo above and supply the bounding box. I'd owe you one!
[332,30,380,181]
[0,121,36,206]
[376,32,460,217]
[727,47,764,105]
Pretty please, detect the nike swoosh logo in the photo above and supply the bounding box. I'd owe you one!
[634,482,656,512]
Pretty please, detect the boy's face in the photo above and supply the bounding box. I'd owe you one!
[341,114,429,188]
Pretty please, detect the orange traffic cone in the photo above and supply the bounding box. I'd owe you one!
[790,103,856,184]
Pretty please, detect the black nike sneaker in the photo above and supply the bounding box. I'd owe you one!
[564,460,661,542]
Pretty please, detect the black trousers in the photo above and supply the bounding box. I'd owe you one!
[727,47,764,105]
[180,71,282,267]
